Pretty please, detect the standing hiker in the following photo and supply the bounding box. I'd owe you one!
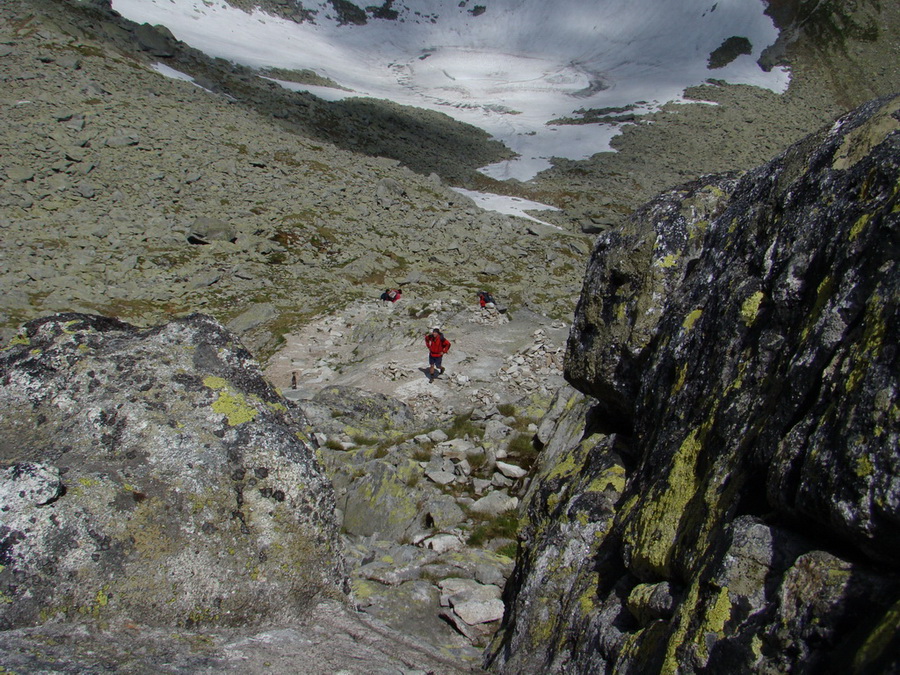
[424,327,451,383]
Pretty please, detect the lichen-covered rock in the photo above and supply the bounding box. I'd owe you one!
[340,456,426,539]
[565,173,740,421]
[301,385,423,440]
[488,96,900,673]
[0,313,345,630]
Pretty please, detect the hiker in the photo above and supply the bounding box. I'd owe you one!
[478,290,496,308]
[380,287,402,303]
[424,327,451,382]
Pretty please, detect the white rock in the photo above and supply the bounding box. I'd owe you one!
[0,463,62,507]
[470,491,518,516]
[453,598,505,625]
[472,478,492,494]
[428,429,449,443]
[483,420,513,441]
[491,473,514,488]
[438,438,476,460]
[496,461,528,479]
[426,534,464,554]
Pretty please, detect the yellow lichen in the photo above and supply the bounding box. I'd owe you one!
[673,363,689,393]
[683,309,703,331]
[656,254,680,269]
[578,587,596,615]
[211,389,259,426]
[350,577,377,600]
[751,635,763,659]
[850,213,871,241]
[546,492,560,511]
[547,451,581,480]
[855,454,874,478]
[688,219,709,239]
[203,376,228,390]
[586,464,626,494]
[623,429,703,577]
[203,376,259,426]
[833,98,900,170]
[706,586,732,634]
[852,598,900,672]
[740,291,764,327]
[661,579,701,674]
[267,401,288,414]
[6,334,29,348]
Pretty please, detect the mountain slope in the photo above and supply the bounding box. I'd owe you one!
[0,0,589,355]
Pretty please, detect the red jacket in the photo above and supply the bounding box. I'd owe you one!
[425,333,450,357]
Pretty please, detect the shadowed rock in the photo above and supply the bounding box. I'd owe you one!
[488,95,900,673]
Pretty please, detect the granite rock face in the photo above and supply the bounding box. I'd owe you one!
[0,313,345,629]
[487,96,900,673]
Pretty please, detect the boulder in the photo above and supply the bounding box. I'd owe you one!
[423,493,466,530]
[470,491,518,517]
[133,22,176,57]
[495,461,527,479]
[187,216,236,244]
[304,385,420,438]
[340,458,426,539]
[0,313,345,630]
[488,96,900,673]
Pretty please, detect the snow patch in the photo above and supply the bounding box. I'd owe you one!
[116,0,789,215]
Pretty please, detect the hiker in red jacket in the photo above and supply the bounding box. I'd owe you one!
[424,327,451,383]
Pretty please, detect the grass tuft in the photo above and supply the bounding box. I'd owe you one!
[466,509,519,547]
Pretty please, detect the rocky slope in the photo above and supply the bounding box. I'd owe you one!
[485,95,899,673]
[2,0,897,355]
[0,312,493,673]
[1,0,898,671]
[0,0,588,358]
[0,305,564,671]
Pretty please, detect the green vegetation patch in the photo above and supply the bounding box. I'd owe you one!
[466,509,519,547]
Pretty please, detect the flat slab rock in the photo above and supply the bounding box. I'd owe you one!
[0,601,486,675]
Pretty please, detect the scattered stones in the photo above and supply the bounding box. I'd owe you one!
[0,0,588,355]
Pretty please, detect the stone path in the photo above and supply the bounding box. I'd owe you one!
[265,297,570,418]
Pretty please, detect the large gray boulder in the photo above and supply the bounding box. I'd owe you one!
[488,96,900,673]
[0,313,346,630]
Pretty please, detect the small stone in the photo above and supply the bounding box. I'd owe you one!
[6,166,34,182]
[425,469,456,485]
